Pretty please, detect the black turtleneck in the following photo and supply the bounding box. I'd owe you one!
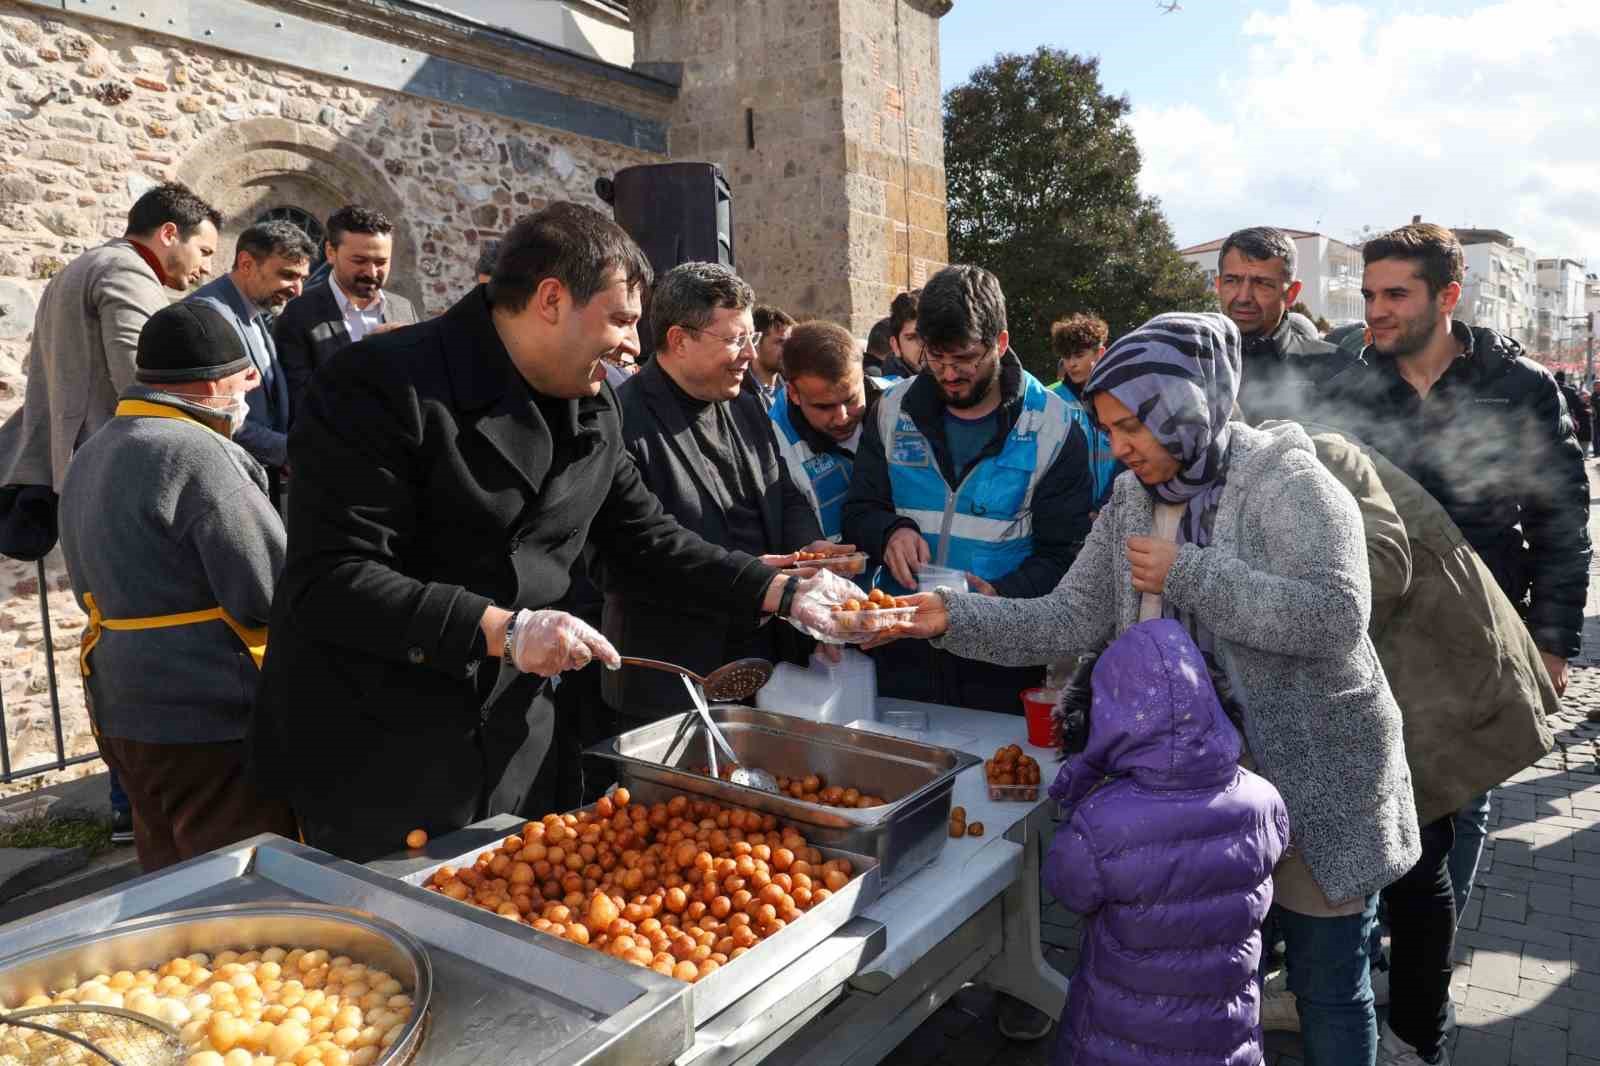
[659,368,767,557]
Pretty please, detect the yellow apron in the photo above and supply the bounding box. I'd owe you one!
[78,400,269,678]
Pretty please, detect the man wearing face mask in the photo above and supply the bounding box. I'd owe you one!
[57,302,296,872]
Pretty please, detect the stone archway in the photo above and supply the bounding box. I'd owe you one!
[175,118,423,309]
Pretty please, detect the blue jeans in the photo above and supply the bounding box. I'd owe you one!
[1450,791,1492,919]
[1275,896,1379,1066]
[108,766,130,816]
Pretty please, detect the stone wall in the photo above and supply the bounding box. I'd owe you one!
[0,0,663,788]
[632,0,951,337]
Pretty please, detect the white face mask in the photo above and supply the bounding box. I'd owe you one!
[204,394,249,436]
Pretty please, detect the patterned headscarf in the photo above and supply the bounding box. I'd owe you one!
[1083,312,1241,548]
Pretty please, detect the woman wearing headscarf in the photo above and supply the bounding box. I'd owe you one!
[880,313,1420,1066]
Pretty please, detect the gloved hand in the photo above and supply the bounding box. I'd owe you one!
[508,609,621,676]
[780,568,865,645]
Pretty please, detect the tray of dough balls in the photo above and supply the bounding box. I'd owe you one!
[586,706,982,889]
[396,781,883,1025]
[0,835,694,1066]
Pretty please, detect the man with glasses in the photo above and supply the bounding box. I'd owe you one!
[603,262,833,722]
[843,264,1090,1041]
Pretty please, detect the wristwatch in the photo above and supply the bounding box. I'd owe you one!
[776,577,799,620]
[502,611,520,669]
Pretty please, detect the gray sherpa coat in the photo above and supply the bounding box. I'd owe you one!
[936,421,1421,904]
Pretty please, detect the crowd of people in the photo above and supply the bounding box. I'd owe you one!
[0,181,1586,1066]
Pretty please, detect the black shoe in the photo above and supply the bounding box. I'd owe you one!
[996,993,1052,1041]
[110,809,134,846]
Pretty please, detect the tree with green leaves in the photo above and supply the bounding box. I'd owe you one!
[944,47,1214,379]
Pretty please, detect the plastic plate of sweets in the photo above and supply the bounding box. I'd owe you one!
[788,550,869,576]
[830,589,918,635]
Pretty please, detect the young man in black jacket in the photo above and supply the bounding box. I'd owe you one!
[1323,222,1591,1066]
[1215,226,1355,424]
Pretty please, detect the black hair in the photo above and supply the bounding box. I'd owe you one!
[488,202,652,314]
[325,205,393,248]
[233,220,316,266]
[125,182,221,239]
[1218,226,1297,279]
[917,265,1006,353]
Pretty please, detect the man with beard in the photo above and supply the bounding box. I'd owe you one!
[602,263,831,722]
[1324,223,1590,1066]
[1216,226,1354,424]
[769,320,890,542]
[189,221,316,506]
[749,304,794,410]
[0,182,220,504]
[879,290,925,379]
[843,265,1090,707]
[1047,312,1119,512]
[275,205,417,420]
[843,264,1089,1041]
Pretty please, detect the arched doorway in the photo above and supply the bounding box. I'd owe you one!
[255,205,328,270]
[174,118,422,310]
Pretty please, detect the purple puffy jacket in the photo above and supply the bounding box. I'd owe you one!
[1045,619,1289,1066]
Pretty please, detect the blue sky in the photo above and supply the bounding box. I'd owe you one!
[938,0,1600,266]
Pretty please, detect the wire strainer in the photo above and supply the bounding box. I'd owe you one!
[0,1004,184,1066]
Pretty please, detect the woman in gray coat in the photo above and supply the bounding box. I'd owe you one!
[882,313,1419,1066]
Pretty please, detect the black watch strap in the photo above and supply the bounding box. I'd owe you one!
[776,577,800,620]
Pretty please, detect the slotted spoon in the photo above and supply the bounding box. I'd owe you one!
[619,656,774,702]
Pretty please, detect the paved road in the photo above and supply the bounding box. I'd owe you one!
[881,460,1600,1066]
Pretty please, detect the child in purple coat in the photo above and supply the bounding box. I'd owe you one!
[1045,619,1290,1066]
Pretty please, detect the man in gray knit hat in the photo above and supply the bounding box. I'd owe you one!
[59,301,296,872]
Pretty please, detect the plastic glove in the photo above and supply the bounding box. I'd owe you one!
[780,568,865,645]
[509,609,621,677]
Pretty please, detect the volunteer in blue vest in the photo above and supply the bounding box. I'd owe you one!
[841,264,1093,717]
[57,302,297,871]
[1047,312,1121,514]
[770,320,893,543]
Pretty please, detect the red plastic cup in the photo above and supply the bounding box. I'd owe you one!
[1021,687,1059,748]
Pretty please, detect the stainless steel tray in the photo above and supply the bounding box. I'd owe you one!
[586,706,980,887]
[0,836,693,1066]
[391,781,882,1024]
[0,902,430,1063]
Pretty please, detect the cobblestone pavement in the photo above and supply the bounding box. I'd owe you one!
[880,460,1600,1066]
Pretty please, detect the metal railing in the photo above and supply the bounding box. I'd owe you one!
[0,559,99,783]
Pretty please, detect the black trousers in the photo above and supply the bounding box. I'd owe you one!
[1382,815,1457,1056]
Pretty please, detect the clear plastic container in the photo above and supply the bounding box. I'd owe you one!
[916,565,969,594]
[790,551,868,576]
[832,605,918,635]
[882,708,929,732]
[987,782,1041,802]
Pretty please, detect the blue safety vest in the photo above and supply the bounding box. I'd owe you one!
[877,372,1073,591]
[770,377,894,541]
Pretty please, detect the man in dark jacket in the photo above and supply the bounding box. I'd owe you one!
[1322,223,1591,1065]
[878,289,924,379]
[602,262,829,723]
[252,206,846,861]
[1556,371,1592,450]
[273,205,418,423]
[1214,226,1355,424]
[842,265,1092,714]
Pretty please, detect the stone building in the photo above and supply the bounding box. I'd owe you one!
[0,0,952,782]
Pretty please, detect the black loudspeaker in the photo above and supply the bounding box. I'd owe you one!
[597,162,734,276]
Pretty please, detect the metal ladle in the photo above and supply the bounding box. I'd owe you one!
[618,657,781,792]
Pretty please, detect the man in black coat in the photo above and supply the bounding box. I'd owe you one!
[1213,226,1355,425]
[1555,371,1592,450]
[602,262,830,723]
[273,205,418,424]
[251,206,847,861]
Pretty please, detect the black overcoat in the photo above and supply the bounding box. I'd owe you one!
[251,290,774,860]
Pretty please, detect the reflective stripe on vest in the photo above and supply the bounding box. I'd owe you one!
[769,377,891,542]
[876,371,1072,588]
[79,400,270,677]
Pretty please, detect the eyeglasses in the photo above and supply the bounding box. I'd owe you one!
[682,326,762,353]
[923,345,992,372]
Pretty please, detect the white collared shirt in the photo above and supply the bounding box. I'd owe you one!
[329,278,387,343]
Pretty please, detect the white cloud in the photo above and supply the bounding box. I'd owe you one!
[1131,0,1600,263]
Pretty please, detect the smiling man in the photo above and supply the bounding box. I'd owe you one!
[252,208,846,859]
[602,262,830,722]
[189,220,316,505]
[1215,226,1353,424]
[1324,222,1591,1066]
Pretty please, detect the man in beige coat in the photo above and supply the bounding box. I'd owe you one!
[0,182,221,496]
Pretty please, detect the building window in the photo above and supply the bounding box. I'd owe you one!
[256,206,327,269]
